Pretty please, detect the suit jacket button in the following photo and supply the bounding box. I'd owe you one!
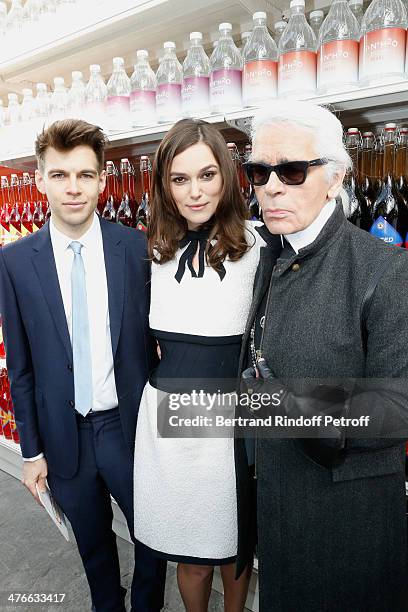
[292,263,300,272]
[69,400,75,407]
[67,364,73,371]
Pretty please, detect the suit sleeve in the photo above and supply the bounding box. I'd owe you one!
[0,249,43,458]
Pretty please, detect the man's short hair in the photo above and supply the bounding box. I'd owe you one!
[35,119,108,173]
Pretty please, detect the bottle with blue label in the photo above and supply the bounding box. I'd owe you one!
[370,123,406,246]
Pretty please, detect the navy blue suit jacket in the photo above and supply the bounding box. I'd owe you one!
[0,218,155,478]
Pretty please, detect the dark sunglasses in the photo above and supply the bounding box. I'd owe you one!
[242,158,329,186]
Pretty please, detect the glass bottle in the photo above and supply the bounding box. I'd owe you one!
[370,123,407,246]
[136,155,151,232]
[360,131,377,207]
[102,161,119,222]
[343,128,371,229]
[21,173,33,235]
[116,159,133,227]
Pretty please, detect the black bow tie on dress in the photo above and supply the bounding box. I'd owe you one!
[174,229,226,283]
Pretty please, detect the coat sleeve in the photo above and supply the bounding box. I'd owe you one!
[0,248,43,458]
[346,249,408,446]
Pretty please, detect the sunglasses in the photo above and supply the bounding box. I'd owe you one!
[242,158,329,186]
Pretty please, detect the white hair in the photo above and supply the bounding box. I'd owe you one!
[251,100,352,182]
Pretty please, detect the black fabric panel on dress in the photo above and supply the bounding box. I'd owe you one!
[149,330,242,393]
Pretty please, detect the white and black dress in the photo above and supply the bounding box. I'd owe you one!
[133,221,264,564]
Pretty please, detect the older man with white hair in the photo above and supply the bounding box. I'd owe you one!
[235,100,408,611]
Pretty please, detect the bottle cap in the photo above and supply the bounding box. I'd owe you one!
[400,127,408,133]
[136,49,149,58]
[53,77,65,86]
[385,122,397,130]
[113,57,124,65]
[310,10,324,18]
[241,31,251,40]
[163,41,176,49]
[290,0,305,8]
[72,71,83,80]
[349,0,363,5]
[36,82,47,91]
[219,22,232,31]
[121,158,129,163]
[347,127,359,133]
[253,11,266,20]
[362,131,374,136]
[190,32,202,40]
[90,64,101,72]
[8,93,18,101]
[213,40,219,47]
[275,20,287,28]
[141,155,149,159]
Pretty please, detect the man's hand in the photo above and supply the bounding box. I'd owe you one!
[22,458,48,505]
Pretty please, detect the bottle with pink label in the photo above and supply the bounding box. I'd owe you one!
[243,12,278,107]
[359,0,408,85]
[317,0,360,94]
[278,0,317,97]
[210,22,242,114]
[107,57,131,132]
[130,50,157,127]
[182,32,210,118]
[156,41,182,124]
[85,64,107,129]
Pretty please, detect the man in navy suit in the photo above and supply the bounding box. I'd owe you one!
[0,119,166,612]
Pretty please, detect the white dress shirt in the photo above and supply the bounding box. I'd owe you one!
[24,214,118,461]
[284,199,336,253]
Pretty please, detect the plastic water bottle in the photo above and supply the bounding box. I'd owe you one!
[360,0,408,85]
[7,93,20,126]
[0,2,6,36]
[243,11,278,107]
[35,83,50,121]
[210,22,242,113]
[6,0,23,32]
[348,0,364,25]
[156,41,182,124]
[21,88,35,122]
[273,21,287,46]
[182,32,210,118]
[240,31,252,52]
[278,0,317,97]
[85,64,107,127]
[68,71,86,119]
[317,0,360,93]
[130,50,157,127]
[309,10,324,42]
[50,77,67,121]
[107,57,131,132]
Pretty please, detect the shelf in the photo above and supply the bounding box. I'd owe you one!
[1,80,408,168]
[0,435,22,480]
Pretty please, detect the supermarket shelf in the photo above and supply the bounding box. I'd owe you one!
[0,435,23,480]
[2,80,408,168]
[0,0,276,97]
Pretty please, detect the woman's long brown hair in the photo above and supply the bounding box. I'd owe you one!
[147,119,249,269]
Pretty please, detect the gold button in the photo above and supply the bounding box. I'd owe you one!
[292,263,300,272]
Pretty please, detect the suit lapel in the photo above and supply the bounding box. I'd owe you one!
[31,223,72,362]
[100,219,125,358]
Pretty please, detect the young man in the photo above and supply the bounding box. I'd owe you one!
[0,119,166,612]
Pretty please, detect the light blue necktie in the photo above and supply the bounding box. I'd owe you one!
[69,241,93,416]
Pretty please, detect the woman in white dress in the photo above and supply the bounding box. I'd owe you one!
[133,119,263,611]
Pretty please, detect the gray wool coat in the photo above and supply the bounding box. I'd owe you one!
[235,204,408,611]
